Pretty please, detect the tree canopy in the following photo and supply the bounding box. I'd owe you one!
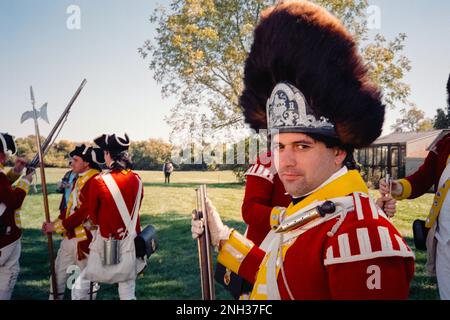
[140,0,412,145]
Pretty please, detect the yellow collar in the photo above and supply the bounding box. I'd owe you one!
[76,168,100,187]
[65,168,100,218]
[285,170,368,217]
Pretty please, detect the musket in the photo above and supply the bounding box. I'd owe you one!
[381,147,393,212]
[193,185,215,300]
[24,79,87,170]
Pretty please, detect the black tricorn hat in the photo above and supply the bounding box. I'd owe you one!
[0,132,17,156]
[93,133,130,153]
[69,144,105,167]
[239,0,385,148]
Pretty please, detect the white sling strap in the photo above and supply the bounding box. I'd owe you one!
[263,196,355,300]
[102,173,143,239]
[0,203,6,217]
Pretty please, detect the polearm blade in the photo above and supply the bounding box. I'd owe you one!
[25,86,59,300]
[27,79,87,169]
[194,185,215,300]
[21,103,48,124]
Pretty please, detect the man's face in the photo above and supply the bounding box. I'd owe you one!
[69,159,75,170]
[14,158,27,172]
[71,155,90,174]
[104,151,112,167]
[273,132,346,198]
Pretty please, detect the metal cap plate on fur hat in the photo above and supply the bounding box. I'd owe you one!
[239,0,385,148]
[70,144,105,165]
[0,132,17,156]
[267,82,337,137]
[93,133,130,153]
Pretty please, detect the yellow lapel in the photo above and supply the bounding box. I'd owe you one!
[285,170,369,218]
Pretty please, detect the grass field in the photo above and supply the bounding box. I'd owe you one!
[10,169,438,300]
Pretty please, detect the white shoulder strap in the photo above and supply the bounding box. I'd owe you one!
[0,203,6,217]
[102,173,142,237]
[1,169,9,216]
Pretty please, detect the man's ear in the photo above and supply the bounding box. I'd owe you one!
[334,147,347,165]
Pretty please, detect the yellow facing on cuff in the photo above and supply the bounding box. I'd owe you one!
[394,179,412,200]
[54,219,66,234]
[15,179,30,194]
[217,231,255,275]
[74,225,87,240]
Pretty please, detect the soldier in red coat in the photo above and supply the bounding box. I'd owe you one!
[0,133,33,300]
[380,75,450,299]
[42,144,104,300]
[4,157,28,184]
[73,133,143,300]
[243,151,291,247]
[192,1,414,300]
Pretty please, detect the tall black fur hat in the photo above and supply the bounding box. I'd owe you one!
[240,0,385,148]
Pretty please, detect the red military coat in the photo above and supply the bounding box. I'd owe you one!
[54,170,99,260]
[0,166,28,249]
[242,152,291,246]
[219,170,415,300]
[85,169,143,239]
[397,133,450,199]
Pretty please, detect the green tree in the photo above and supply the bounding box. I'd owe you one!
[15,135,37,161]
[391,106,433,132]
[130,138,173,170]
[416,118,434,132]
[140,0,412,143]
[433,108,449,129]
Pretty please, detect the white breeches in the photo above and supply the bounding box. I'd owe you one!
[50,237,95,300]
[0,239,21,300]
[436,239,450,300]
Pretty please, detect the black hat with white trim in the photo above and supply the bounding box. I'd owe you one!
[69,144,105,167]
[93,133,130,154]
[0,132,17,156]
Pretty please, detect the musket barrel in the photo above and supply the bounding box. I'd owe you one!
[195,185,215,300]
[29,79,87,168]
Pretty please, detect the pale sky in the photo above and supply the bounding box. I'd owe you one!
[1,0,449,144]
